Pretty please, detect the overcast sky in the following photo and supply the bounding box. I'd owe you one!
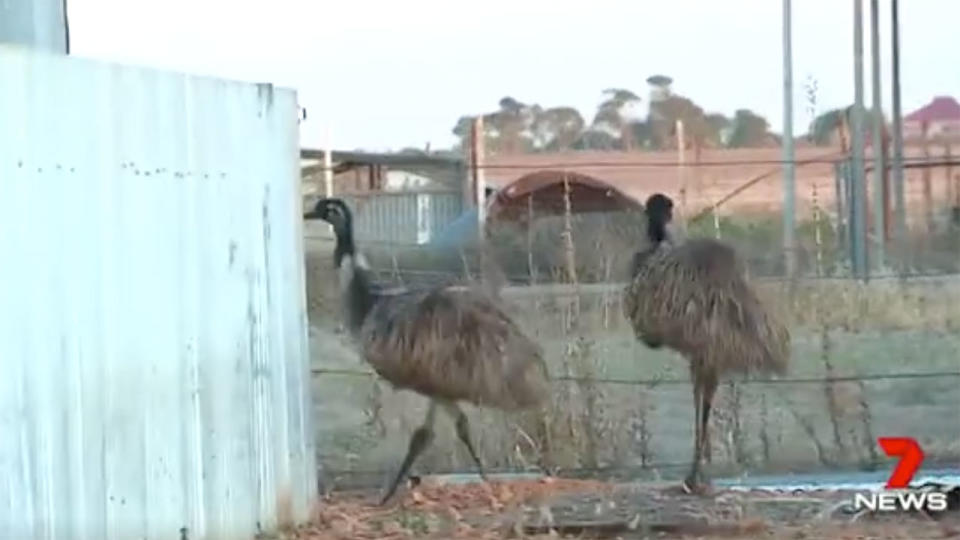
[67,0,958,152]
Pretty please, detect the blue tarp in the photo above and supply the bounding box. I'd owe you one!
[429,207,479,249]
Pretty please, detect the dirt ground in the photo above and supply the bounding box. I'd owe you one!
[269,477,959,539]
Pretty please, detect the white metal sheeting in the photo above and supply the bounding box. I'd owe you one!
[0,0,69,54]
[0,46,316,540]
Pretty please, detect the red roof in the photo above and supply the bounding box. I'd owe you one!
[904,96,960,124]
[486,169,642,223]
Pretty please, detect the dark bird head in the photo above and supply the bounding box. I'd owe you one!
[305,197,351,230]
[644,193,674,245]
[304,197,356,267]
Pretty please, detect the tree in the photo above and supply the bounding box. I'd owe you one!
[571,130,622,151]
[589,88,643,150]
[808,104,873,147]
[534,106,586,151]
[705,113,733,146]
[726,109,772,148]
[451,97,552,155]
[809,108,846,146]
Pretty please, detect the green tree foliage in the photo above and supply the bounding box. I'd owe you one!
[808,104,874,147]
[452,97,586,154]
[809,107,846,146]
[535,106,586,151]
[648,95,731,150]
[448,77,775,154]
[588,88,644,150]
[726,109,772,148]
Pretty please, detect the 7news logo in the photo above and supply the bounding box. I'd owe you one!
[852,437,951,513]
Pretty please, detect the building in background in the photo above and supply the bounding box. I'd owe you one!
[903,96,960,141]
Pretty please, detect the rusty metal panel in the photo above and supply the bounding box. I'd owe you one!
[0,46,316,540]
[340,191,462,245]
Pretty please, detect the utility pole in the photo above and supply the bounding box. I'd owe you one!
[890,0,907,267]
[782,0,797,279]
[869,0,886,269]
[851,0,869,280]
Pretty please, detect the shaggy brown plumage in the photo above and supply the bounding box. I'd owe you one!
[624,238,789,376]
[623,193,790,494]
[361,287,549,411]
[304,197,548,505]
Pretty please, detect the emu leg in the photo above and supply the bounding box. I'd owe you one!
[441,401,487,481]
[683,371,706,494]
[701,370,718,465]
[380,401,437,505]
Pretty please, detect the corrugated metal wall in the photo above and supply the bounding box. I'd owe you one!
[341,191,463,245]
[0,0,69,54]
[0,47,316,540]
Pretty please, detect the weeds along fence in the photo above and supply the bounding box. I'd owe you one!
[307,270,960,490]
[311,145,960,283]
[304,145,960,490]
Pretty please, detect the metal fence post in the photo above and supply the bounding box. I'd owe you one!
[782,0,797,279]
[851,0,869,280]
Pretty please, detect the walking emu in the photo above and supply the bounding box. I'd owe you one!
[623,193,790,494]
[304,198,549,504]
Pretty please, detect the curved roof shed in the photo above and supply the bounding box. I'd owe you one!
[486,169,642,225]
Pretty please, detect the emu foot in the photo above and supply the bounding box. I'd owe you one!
[681,470,713,496]
[641,336,663,349]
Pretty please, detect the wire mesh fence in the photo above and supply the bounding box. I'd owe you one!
[303,144,960,492]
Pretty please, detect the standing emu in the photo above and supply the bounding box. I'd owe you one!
[623,193,790,494]
[304,198,549,504]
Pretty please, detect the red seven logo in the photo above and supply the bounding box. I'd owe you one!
[877,437,925,489]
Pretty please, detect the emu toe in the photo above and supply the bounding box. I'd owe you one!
[681,471,712,496]
[641,336,663,349]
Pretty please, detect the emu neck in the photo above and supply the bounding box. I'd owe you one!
[647,216,668,247]
[341,256,375,334]
[331,227,375,335]
[333,226,357,269]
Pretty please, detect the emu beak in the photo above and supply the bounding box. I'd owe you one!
[303,209,322,220]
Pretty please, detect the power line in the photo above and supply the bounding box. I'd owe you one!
[311,366,960,387]
[302,154,959,173]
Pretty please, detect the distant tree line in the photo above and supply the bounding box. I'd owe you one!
[391,74,863,158]
[444,75,785,156]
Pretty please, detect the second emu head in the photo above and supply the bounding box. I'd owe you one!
[644,192,675,245]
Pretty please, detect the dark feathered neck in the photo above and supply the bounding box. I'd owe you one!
[647,214,668,246]
[333,227,357,269]
[343,261,375,334]
[330,222,376,335]
[630,213,669,278]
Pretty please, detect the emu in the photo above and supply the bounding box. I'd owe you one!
[304,198,549,504]
[623,193,790,494]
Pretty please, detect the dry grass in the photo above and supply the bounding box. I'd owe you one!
[304,195,960,495]
[307,232,960,489]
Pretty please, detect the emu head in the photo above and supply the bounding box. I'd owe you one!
[304,198,357,267]
[644,193,674,245]
[305,198,352,235]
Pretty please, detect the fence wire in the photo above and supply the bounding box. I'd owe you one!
[311,366,960,386]
[305,143,960,490]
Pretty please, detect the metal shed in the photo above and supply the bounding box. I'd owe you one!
[486,169,643,226]
[0,46,316,539]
